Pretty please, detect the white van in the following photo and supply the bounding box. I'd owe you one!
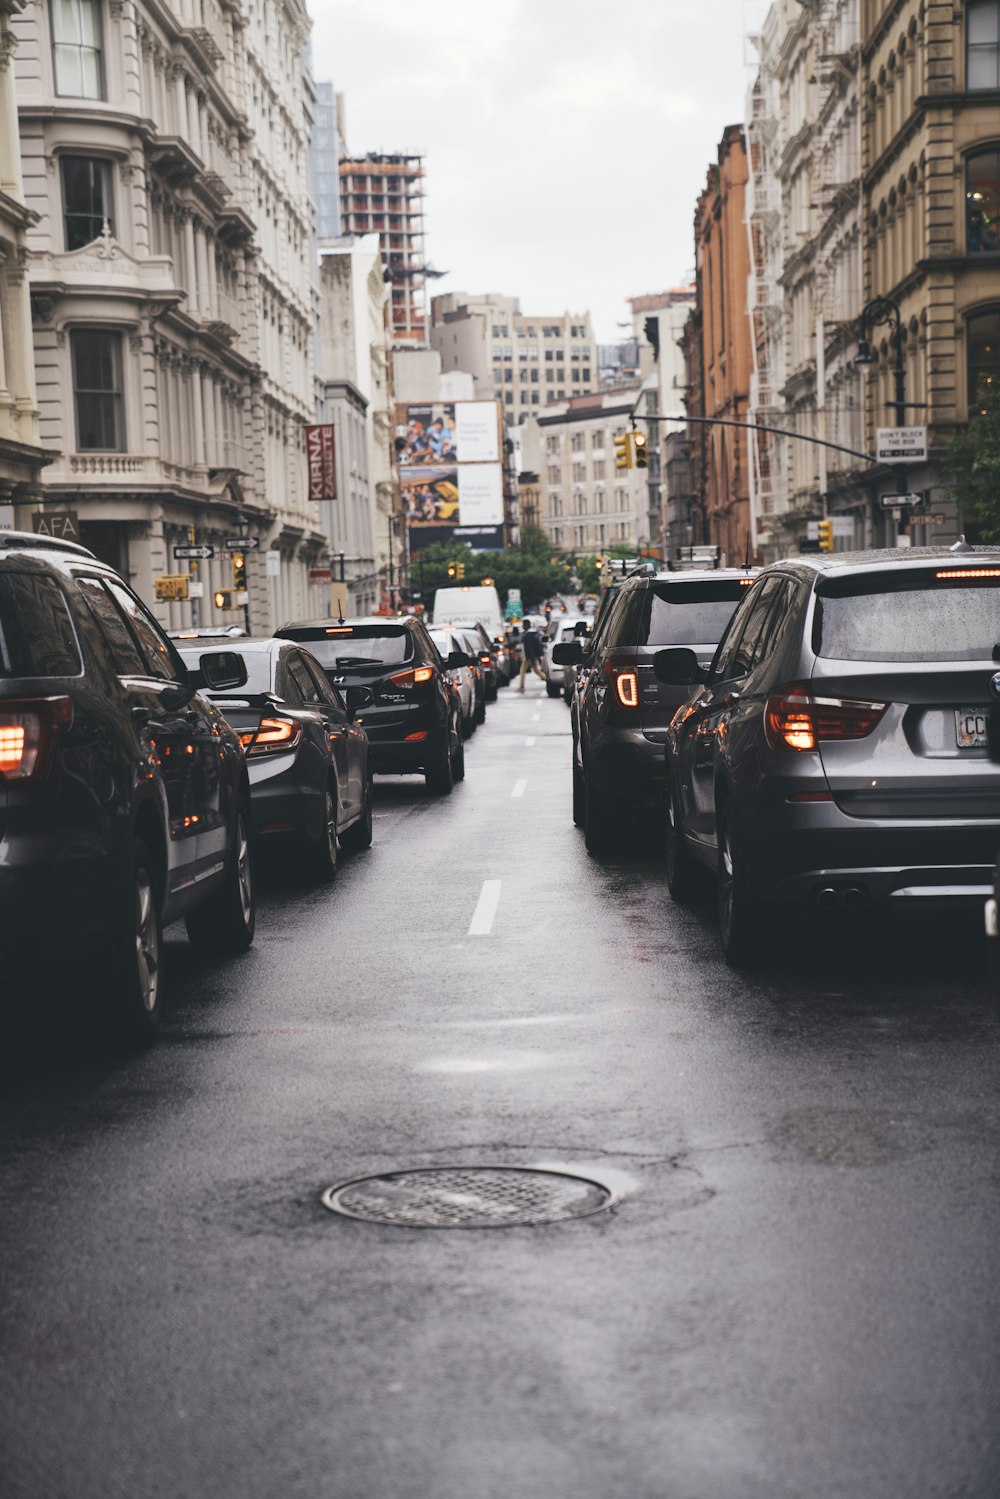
[432,585,505,641]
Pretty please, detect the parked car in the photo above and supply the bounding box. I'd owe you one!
[450,625,489,725]
[0,530,255,1043]
[656,547,1000,965]
[177,638,372,878]
[428,626,477,737]
[274,616,465,794]
[554,567,757,853]
[450,619,501,700]
[544,615,590,700]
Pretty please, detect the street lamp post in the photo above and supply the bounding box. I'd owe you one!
[855,295,908,542]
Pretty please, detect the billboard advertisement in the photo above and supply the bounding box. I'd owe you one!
[396,401,504,554]
[305,424,337,501]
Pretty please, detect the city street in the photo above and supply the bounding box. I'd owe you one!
[2,682,1000,1499]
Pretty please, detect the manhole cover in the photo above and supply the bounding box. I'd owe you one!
[320,1166,614,1229]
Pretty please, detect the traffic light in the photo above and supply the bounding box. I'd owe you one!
[447,560,466,580]
[613,432,632,471]
[214,588,234,610]
[232,551,247,592]
[818,518,834,552]
[633,431,648,469]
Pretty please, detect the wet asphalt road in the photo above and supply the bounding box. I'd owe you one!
[2,681,1000,1499]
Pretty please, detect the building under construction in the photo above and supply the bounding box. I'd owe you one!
[338,153,430,342]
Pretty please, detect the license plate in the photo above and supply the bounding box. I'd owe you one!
[955,708,988,748]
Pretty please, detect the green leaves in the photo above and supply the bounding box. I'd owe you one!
[949,381,1000,542]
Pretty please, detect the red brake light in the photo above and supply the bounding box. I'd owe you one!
[389,665,434,687]
[765,686,887,752]
[0,697,72,781]
[613,670,639,709]
[239,716,302,755]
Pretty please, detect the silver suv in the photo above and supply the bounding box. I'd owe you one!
[656,547,1000,965]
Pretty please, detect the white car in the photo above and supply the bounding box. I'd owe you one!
[429,627,477,737]
[544,616,590,700]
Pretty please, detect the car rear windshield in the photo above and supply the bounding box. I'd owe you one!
[281,625,413,669]
[815,570,1000,661]
[0,571,82,678]
[642,581,752,647]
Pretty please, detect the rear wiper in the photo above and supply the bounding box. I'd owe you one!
[335,655,382,667]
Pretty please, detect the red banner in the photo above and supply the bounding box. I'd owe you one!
[305,424,337,502]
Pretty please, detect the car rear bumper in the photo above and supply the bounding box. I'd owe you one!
[367,736,444,774]
[586,730,667,803]
[0,850,125,956]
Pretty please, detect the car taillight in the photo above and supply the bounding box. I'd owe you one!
[239,716,302,755]
[478,652,491,664]
[0,697,72,782]
[389,666,434,687]
[613,670,639,709]
[765,686,888,752]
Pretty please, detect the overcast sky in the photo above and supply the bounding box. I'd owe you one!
[309,1,768,342]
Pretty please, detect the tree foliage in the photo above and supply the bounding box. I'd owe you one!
[409,525,576,610]
[949,380,1000,542]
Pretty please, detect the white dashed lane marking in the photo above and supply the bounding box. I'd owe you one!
[468,880,502,936]
[512,779,527,798]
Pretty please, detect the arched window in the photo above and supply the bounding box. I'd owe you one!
[967,308,1000,409]
[966,148,1000,250]
[967,1,1000,89]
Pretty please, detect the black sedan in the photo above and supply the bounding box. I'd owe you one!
[179,639,372,880]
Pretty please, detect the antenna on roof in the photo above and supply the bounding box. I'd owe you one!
[744,531,751,572]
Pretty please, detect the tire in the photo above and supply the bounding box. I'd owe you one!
[451,719,466,781]
[546,682,562,699]
[307,782,338,882]
[486,681,498,703]
[474,695,486,726]
[584,771,618,856]
[425,732,454,795]
[717,801,766,967]
[462,710,476,739]
[107,838,163,1046]
[665,778,703,903]
[340,773,374,852]
[572,760,584,828]
[185,802,256,954]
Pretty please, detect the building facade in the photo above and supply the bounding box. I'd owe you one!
[338,151,428,344]
[430,291,598,426]
[691,126,754,564]
[11,0,328,630]
[0,0,49,516]
[523,389,645,556]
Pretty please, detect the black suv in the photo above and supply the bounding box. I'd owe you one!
[0,531,255,1042]
[275,616,466,793]
[555,567,757,853]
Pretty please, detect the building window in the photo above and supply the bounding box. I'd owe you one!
[968,2,1000,88]
[72,329,124,450]
[62,157,113,250]
[967,307,1000,406]
[967,149,1000,250]
[51,0,103,98]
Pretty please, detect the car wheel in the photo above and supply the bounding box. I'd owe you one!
[451,716,466,781]
[308,782,339,882]
[665,778,703,902]
[185,801,256,954]
[584,771,618,856]
[546,682,562,699]
[425,733,454,796]
[486,681,498,703]
[462,709,476,739]
[474,695,486,726]
[572,759,584,827]
[717,801,765,967]
[107,839,163,1046]
[341,773,374,852]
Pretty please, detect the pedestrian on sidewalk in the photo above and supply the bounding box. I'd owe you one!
[518,619,546,690]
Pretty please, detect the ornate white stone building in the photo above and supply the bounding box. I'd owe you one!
[11,0,328,629]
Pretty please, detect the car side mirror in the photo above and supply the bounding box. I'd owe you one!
[552,641,584,666]
[653,647,706,686]
[345,685,374,713]
[446,650,472,669]
[199,650,249,691]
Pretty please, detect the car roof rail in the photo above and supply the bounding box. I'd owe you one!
[0,529,94,558]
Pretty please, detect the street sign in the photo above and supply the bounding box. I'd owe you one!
[32,510,79,541]
[309,567,332,586]
[876,426,927,463]
[223,536,259,551]
[879,492,923,510]
[265,548,281,577]
[173,544,215,560]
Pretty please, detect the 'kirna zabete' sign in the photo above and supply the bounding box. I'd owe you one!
[305,424,337,502]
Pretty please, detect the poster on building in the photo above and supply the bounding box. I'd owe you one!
[402,463,504,554]
[305,424,337,501]
[395,401,501,467]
